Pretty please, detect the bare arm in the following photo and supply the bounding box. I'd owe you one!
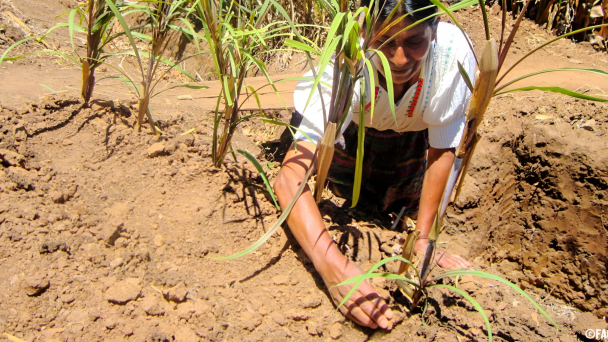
[414,147,472,269]
[274,141,393,329]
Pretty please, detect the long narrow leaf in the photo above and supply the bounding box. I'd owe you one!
[104,0,145,78]
[68,8,78,52]
[334,255,419,309]
[495,68,608,94]
[496,23,608,84]
[152,84,208,97]
[428,0,479,66]
[284,38,321,54]
[429,284,492,342]
[236,149,280,211]
[0,37,38,66]
[457,61,474,93]
[351,77,366,207]
[431,270,561,329]
[495,86,608,102]
[261,119,316,145]
[369,49,395,123]
[210,152,318,260]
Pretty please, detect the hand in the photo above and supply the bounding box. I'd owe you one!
[414,238,472,269]
[319,256,393,329]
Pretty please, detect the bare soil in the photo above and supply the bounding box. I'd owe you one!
[1,0,608,341]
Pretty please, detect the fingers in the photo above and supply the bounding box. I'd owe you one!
[341,288,392,330]
[338,296,378,329]
[353,293,389,329]
[373,296,393,320]
[436,251,473,269]
[344,310,378,329]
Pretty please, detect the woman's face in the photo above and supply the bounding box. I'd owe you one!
[370,17,436,87]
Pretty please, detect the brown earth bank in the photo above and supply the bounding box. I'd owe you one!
[1,0,608,341]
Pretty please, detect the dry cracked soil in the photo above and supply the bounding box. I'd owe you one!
[1,0,608,341]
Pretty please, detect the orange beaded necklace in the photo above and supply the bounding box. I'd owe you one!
[407,66,424,117]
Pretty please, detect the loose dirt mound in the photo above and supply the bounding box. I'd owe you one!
[459,95,608,318]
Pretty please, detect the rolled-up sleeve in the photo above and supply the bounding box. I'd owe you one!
[293,68,332,144]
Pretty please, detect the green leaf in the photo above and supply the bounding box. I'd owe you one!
[260,118,316,145]
[222,76,234,106]
[428,0,478,66]
[68,8,78,52]
[284,38,320,55]
[351,77,366,208]
[497,23,608,83]
[448,0,478,11]
[457,61,473,93]
[104,0,145,78]
[40,84,57,93]
[152,83,208,97]
[235,149,280,211]
[241,52,288,110]
[431,270,562,330]
[210,150,318,260]
[495,68,608,94]
[430,284,492,342]
[369,49,395,124]
[300,11,345,113]
[301,35,341,114]
[334,255,419,310]
[495,86,608,102]
[244,85,262,113]
[363,58,376,122]
[0,37,38,66]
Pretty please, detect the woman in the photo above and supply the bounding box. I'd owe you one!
[274,0,475,330]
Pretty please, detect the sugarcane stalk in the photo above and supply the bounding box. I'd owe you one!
[314,122,337,203]
[409,39,498,307]
[81,59,92,103]
[397,230,420,276]
[457,40,498,158]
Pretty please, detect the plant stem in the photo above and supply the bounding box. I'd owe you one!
[478,0,491,40]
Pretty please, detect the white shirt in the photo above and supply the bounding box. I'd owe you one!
[293,22,476,149]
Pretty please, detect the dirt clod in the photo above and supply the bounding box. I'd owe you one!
[147,142,167,158]
[163,282,188,303]
[105,280,142,305]
[39,240,68,254]
[284,309,311,321]
[329,323,342,339]
[22,275,50,296]
[0,148,26,167]
[299,293,322,309]
[306,320,322,335]
[141,296,166,316]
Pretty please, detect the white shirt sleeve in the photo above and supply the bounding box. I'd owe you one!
[424,23,476,149]
[292,64,358,144]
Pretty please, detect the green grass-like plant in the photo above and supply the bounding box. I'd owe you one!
[190,0,299,167]
[104,0,210,135]
[0,0,128,105]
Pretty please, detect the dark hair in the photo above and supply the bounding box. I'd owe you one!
[360,0,438,28]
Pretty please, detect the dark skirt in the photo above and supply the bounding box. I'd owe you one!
[327,122,429,214]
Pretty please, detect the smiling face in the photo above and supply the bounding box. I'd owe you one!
[370,17,437,90]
